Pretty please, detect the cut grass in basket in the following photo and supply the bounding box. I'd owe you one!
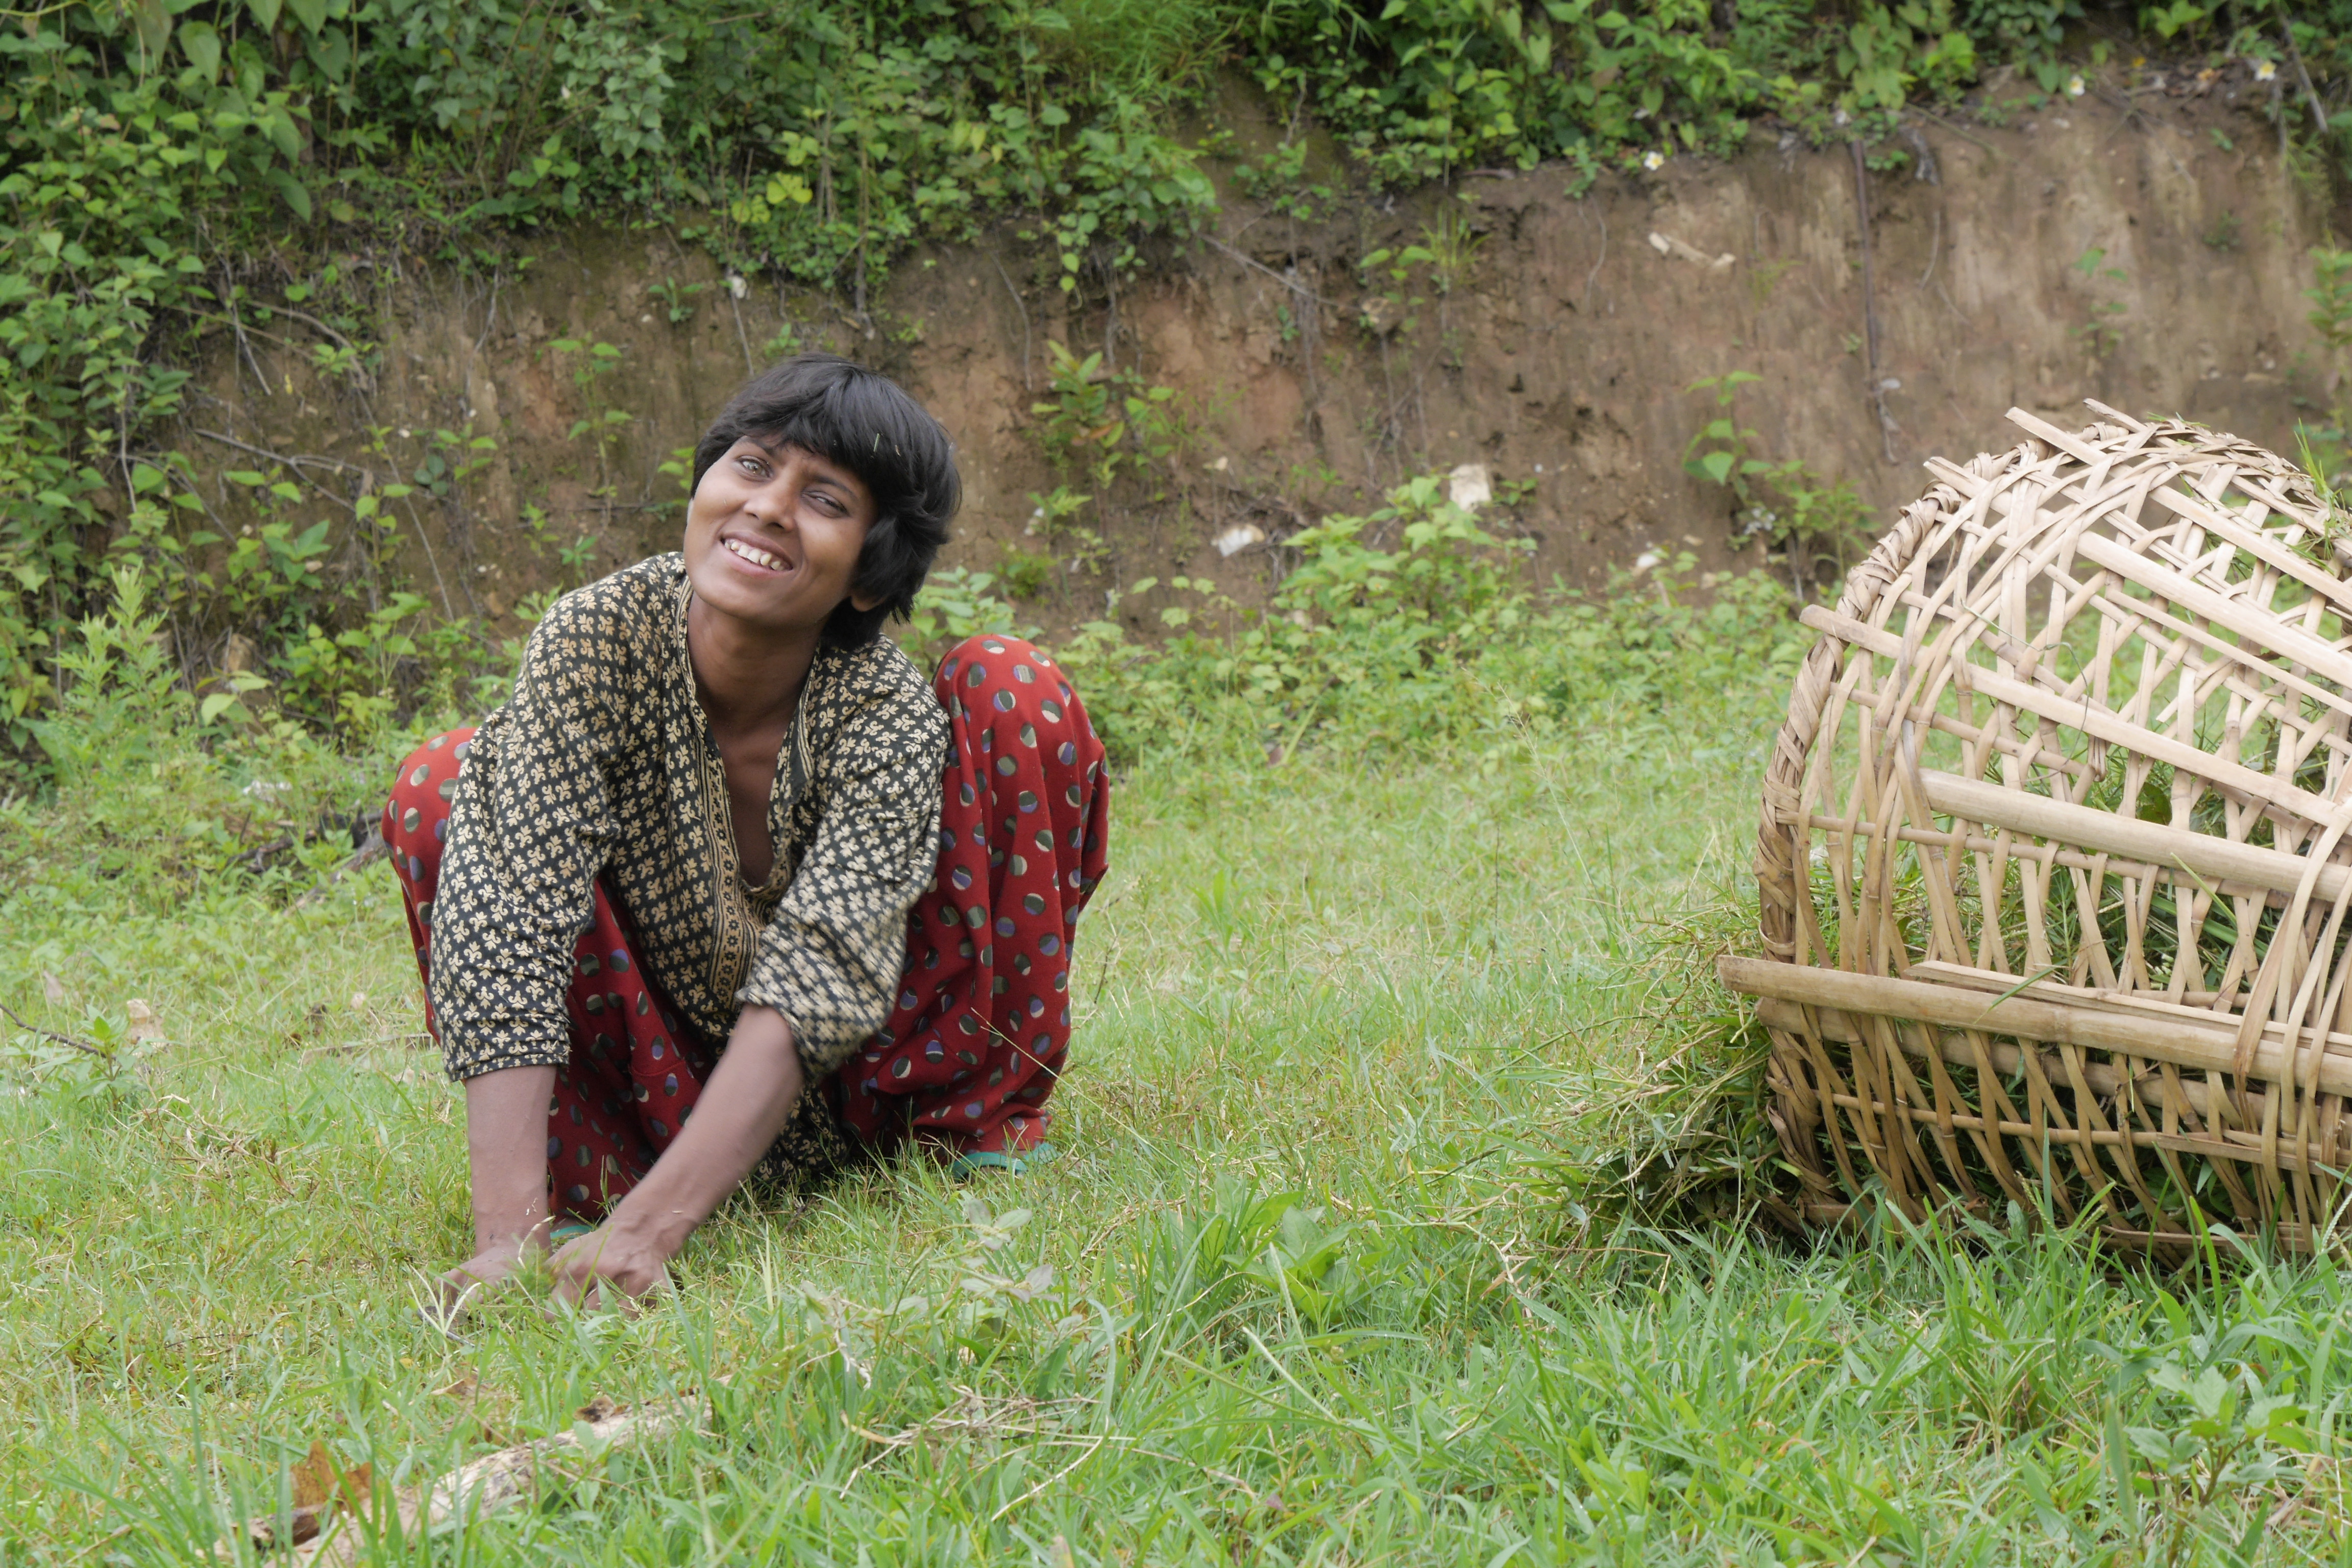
[1528,886,1802,1241]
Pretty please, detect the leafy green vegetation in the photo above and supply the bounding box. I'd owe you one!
[12,1,2352,767]
[8,561,2352,1562]
[1680,370,1873,592]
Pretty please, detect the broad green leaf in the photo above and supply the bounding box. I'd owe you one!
[129,0,170,59]
[177,21,221,79]
[273,171,312,220]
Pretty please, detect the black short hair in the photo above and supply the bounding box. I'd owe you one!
[691,353,959,647]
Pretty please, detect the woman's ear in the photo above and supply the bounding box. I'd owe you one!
[849,589,885,613]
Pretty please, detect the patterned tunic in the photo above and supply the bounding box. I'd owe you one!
[424,553,949,1093]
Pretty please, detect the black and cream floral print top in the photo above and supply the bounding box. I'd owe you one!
[428,553,949,1084]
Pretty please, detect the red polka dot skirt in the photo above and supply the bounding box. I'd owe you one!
[837,636,1109,1163]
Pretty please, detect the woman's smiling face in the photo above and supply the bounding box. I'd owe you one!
[682,438,881,634]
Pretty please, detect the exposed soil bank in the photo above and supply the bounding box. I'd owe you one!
[180,78,2344,642]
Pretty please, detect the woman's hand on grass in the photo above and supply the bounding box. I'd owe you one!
[443,1012,804,1314]
[439,1233,548,1309]
[452,1063,561,1305]
[548,1220,675,1310]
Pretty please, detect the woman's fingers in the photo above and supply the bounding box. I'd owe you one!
[548,1227,668,1309]
[439,1243,527,1306]
[547,1232,601,1307]
[428,1243,532,1335]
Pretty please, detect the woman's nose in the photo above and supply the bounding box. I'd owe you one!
[742,483,794,527]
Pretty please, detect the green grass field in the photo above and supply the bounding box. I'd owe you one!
[5,629,2352,1566]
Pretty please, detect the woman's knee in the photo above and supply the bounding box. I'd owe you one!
[935,635,1084,711]
[383,725,478,867]
[937,632,1040,678]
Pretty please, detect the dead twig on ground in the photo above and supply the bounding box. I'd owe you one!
[293,826,390,910]
[0,1001,112,1062]
[1903,107,1998,156]
[990,252,1034,394]
[1848,140,1898,464]
[2284,19,2330,135]
[238,1392,703,1565]
[727,283,756,375]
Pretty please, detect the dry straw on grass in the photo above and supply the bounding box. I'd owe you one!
[1721,402,2352,1251]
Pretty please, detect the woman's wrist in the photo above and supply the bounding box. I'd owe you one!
[597,1008,804,1258]
[473,1208,553,1253]
[604,1186,697,1260]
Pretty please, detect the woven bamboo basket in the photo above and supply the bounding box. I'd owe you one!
[1720,402,2352,1250]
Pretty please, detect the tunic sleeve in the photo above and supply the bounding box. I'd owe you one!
[738,681,948,1080]
[428,585,641,1079]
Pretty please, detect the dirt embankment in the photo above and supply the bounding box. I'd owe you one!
[181,75,2342,641]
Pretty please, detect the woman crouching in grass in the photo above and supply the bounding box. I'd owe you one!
[381,354,1108,1309]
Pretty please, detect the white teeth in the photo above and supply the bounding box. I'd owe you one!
[724,537,787,572]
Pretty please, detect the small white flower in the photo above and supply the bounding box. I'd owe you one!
[1641,150,1665,172]
[2255,59,2278,82]
[1634,549,1663,572]
[727,274,747,300]
[2066,74,2086,97]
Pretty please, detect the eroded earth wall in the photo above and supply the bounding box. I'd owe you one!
[184,80,2343,638]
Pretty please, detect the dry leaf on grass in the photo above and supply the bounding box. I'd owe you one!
[125,999,163,1044]
[292,1440,373,1513]
[41,973,65,1004]
[228,1440,372,1553]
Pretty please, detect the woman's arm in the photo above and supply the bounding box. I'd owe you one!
[429,573,648,1297]
[430,579,641,1083]
[442,1065,559,1299]
[548,1006,804,1303]
[546,670,946,1304]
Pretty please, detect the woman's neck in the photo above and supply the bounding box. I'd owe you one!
[684,595,824,734]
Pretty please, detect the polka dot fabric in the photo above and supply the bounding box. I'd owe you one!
[836,637,1108,1161]
[387,729,719,1223]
